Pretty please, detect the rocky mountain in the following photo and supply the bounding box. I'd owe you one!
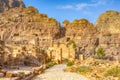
[96,10,120,34]
[0,0,25,12]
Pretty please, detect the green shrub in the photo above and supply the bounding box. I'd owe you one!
[47,61,55,67]
[19,72,25,75]
[75,66,90,73]
[104,67,120,77]
[96,47,105,59]
[67,61,74,67]
[67,40,76,49]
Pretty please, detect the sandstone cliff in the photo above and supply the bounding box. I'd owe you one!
[0,0,25,12]
[0,6,60,47]
[63,19,97,40]
[0,1,61,66]
[96,10,120,34]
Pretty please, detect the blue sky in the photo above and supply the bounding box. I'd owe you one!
[23,0,120,24]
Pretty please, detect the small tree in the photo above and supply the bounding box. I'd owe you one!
[96,47,105,59]
[67,40,76,49]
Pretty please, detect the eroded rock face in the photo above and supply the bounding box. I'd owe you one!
[0,1,60,66]
[98,34,120,60]
[64,19,97,40]
[96,10,120,34]
[0,0,25,12]
[0,7,60,47]
[61,19,98,59]
[78,37,99,58]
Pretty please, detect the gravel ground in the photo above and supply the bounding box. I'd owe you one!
[33,64,89,80]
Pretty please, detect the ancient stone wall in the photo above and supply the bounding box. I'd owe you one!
[47,43,76,63]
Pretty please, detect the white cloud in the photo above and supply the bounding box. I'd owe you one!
[57,0,108,10]
[75,0,107,10]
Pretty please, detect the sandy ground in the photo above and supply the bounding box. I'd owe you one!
[33,64,89,80]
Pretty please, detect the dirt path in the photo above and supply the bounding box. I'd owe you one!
[33,64,89,80]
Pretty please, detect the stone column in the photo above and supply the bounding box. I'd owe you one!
[60,48,62,64]
[50,50,52,60]
[79,54,84,61]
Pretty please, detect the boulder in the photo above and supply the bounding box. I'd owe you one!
[0,69,7,74]
[0,72,4,77]
[6,72,13,78]
[33,66,43,73]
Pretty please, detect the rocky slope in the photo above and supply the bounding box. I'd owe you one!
[0,0,25,12]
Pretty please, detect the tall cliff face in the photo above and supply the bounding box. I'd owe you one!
[0,6,60,47]
[0,0,25,12]
[95,10,120,34]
